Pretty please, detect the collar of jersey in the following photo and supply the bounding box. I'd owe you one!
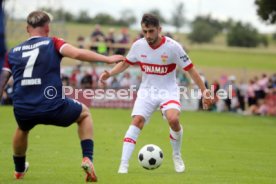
[149,36,166,50]
[27,36,43,41]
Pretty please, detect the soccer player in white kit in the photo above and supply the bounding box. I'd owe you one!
[99,13,213,173]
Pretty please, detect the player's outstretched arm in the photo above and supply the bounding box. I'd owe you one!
[98,61,130,87]
[61,44,125,64]
[187,67,214,110]
[0,70,11,100]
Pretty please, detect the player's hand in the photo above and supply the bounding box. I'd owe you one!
[98,70,110,87]
[202,89,215,110]
[106,55,125,64]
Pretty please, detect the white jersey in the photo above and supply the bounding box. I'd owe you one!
[125,36,193,91]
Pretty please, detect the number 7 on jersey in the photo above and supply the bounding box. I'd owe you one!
[22,48,39,78]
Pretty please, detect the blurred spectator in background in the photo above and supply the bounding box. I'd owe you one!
[90,66,99,89]
[132,75,142,89]
[271,73,276,86]
[228,75,239,112]
[90,24,105,52]
[96,36,108,56]
[115,27,130,55]
[220,75,228,88]
[247,79,257,107]
[110,76,120,89]
[90,24,105,41]
[212,80,220,94]
[237,80,247,111]
[120,72,131,88]
[266,94,276,116]
[106,28,116,55]
[70,66,81,88]
[253,76,261,101]
[244,99,268,116]
[61,74,70,86]
[267,77,276,94]
[178,72,190,87]
[198,72,209,110]
[257,73,269,99]
[106,28,116,44]
[81,71,93,89]
[77,36,85,49]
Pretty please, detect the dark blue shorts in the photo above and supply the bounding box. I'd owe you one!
[14,98,82,131]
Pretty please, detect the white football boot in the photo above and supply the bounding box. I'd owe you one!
[173,154,185,173]
[118,163,129,174]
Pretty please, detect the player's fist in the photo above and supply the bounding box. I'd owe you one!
[107,55,125,64]
[98,70,110,87]
[202,89,215,110]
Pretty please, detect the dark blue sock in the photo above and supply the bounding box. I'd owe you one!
[13,155,26,172]
[81,139,94,162]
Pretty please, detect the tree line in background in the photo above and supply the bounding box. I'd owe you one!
[38,1,276,48]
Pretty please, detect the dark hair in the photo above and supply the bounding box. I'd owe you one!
[27,11,51,28]
[141,13,160,27]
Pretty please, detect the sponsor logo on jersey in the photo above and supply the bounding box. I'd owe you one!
[180,55,189,63]
[13,40,50,52]
[139,63,176,75]
[141,54,147,58]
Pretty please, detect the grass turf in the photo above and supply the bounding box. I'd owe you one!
[0,107,275,184]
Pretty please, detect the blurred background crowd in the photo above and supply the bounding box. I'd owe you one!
[2,25,276,116]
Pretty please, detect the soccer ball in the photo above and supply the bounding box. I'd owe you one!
[138,144,163,170]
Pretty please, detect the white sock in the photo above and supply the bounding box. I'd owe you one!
[120,125,141,165]
[170,126,183,156]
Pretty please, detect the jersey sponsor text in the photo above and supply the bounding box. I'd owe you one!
[140,63,176,75]
[13,40,50,52]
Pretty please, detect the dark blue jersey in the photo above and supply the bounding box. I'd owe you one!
[3,36,67,114]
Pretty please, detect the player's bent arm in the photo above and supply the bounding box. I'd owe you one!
[60,44,124,64]
[187,67,207,93]
[109,61,130,76]
[187,67,213,109]
[0,70,11,99]
[98,61,130,86]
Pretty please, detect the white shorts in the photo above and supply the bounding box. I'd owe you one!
[131,88,181,123]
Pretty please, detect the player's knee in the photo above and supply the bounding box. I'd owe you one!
[82,104,90,114]
[77,104,91,122]
[166,114,179,125]
[131,115,145,129]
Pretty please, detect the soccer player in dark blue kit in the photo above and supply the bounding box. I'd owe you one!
[0,11,124,182]
[0,0,6,70]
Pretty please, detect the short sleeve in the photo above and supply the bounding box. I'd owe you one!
[173,43,193,71]
[2,53,11,73]
[52,37,67,54]
[125,42,138,65]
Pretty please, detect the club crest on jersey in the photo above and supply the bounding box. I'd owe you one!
[161,54,168,63]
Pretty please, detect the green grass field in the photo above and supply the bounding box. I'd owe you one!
[190,49,276,71]
[0,107,275,184]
